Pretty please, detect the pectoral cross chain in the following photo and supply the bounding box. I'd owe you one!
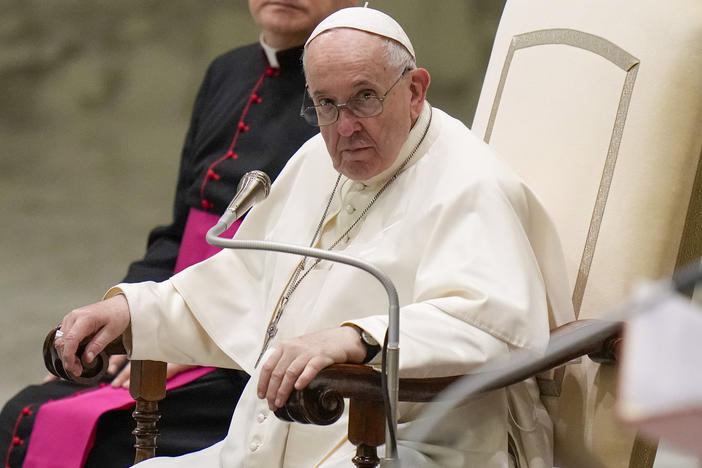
[255,295,290,367]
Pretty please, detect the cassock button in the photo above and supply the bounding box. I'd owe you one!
[352,182,366,191]
[256,412,267,423]
[249,440,261,451]
[345,204,355,214]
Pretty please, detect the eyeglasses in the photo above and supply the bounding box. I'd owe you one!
[300,69,410,127]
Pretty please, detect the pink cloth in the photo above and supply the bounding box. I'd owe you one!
[174,208,242,273]
[24,367,214,468]
[25,208,242,468]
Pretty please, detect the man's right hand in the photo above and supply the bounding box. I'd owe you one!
[54,294,131,378]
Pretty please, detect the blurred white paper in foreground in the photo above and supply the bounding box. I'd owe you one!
[618,292,702,458]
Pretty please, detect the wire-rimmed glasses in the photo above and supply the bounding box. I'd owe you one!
[300,69,410,127]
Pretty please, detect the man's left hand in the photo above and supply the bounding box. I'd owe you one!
[257,326,366,411]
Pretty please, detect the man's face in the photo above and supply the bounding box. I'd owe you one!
[248,0,356,48]
[304,29,426,181]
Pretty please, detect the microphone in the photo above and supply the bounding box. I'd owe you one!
[215,170,271,232]
[206,174,402,465]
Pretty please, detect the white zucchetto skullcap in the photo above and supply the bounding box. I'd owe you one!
[305,7,415,60]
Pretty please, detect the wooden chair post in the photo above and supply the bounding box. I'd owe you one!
[348,398,385,468]
[129,360,167,464]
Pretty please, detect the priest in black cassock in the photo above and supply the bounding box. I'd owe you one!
[0,1,357,467]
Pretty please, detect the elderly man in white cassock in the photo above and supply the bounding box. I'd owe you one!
[53,6,574,468]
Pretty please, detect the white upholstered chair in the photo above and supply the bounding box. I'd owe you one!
[470,0,702,466]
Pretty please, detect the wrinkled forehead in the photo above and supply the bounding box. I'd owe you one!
[305,27,383,61]
[303,29,389,87]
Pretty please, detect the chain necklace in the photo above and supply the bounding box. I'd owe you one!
[255,108,433,366]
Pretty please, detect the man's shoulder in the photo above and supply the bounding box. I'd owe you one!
[289,134,328,166]
[265,133,335,201]
[201,43,265,80]
[431,108,499,171]
[271,134,329,182]
[189,43,266,95]
[429,108,486,156]
[206,43,263,75]
[429,107,525,194]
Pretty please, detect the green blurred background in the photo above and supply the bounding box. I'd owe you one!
[0,0,505,403]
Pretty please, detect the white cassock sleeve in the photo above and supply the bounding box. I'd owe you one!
[106,282,242,370]
[344,174,553,378]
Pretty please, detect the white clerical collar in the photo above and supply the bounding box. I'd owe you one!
[259,35,280,68]
[359,101,434,187]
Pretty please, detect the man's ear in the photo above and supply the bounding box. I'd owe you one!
[408,68,431,121]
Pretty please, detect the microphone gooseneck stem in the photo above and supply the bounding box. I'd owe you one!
[206,224,401,462]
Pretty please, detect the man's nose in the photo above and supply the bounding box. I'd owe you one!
[335,108,361,137]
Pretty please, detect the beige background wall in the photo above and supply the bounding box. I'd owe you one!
[0,0,505,404]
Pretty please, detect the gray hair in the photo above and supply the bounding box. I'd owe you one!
[379,36,416,73]
[302,29,417,78]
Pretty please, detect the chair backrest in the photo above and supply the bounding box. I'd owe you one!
[470,0,702,466]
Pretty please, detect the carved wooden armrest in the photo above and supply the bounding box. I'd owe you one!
[43,326,127,384]
[274,364,462,468]
[42,326,167,463]
[275,319,623,468]
[275,363,461,424]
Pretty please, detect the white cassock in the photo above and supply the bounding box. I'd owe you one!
[114,103,574,467]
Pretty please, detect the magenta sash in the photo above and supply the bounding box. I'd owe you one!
[24,367,214,468]
[24,208,241,467]
[174,208,242,274]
